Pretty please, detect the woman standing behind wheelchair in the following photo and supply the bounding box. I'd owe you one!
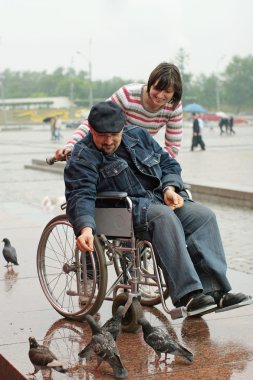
[54,62,183,160]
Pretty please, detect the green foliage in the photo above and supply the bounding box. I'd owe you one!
[191,74,217,110]
[222,55,253,113]
[1,51,253,112]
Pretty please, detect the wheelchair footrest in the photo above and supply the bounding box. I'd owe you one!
[169,306,188,319]
[215,297,253,313]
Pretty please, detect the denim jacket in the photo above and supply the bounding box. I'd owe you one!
[64,125,184,236]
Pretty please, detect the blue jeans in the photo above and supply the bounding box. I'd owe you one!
[146,200,231,304]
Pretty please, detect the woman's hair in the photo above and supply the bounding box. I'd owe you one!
[147,62,182,109]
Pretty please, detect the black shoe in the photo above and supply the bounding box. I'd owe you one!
[175,291,217,317]
[208,291,252,311]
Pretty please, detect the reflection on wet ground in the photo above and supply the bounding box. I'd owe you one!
[12,303,253,380]
[1,262,253,380]
[3,267,19,293]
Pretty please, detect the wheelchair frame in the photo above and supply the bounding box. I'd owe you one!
[37,192,193,332]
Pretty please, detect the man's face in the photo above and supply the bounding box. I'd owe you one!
[90,128,123,154]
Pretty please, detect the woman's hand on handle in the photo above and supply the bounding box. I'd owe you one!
[76,227,94,252]
[55,147,72,161]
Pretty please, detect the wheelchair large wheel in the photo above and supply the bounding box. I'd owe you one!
[113,244,169,307]
[37,215,107,320]
[112,293,143,333]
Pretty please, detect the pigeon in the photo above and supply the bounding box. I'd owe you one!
[78,306,125,359]
[78,314,128,379]
[28,336,67,375]
[102,305,125,341]
[2,238,19,267]
[138,316,193,364]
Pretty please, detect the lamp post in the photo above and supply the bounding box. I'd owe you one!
[216,55,226,112]
[0,74,7,127]
[0,36,7,127]
[76,39,93,109]
[68,56,75,119]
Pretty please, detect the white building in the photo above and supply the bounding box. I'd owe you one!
[0,97,75,110]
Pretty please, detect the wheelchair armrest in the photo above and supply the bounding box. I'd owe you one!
[96,191,128,200]
[182,183,192,200]
[183,183,191,190]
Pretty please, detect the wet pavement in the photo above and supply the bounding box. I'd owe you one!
[0,124,253,379]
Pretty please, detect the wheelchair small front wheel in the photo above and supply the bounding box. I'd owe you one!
[112,293,143,333]
[37,215,107,320]
[113,245,169,307]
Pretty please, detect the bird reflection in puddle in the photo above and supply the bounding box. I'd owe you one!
[4,267,19,292]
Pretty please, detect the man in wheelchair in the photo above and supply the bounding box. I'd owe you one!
[64,101,251,317]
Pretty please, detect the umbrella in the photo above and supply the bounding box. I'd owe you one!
[216,111,229,119]
[43,116,56,123]
[183,103,207,114]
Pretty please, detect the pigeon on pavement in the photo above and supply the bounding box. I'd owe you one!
[102,305,125,341]
[78,306,125,360]
[28,336,67,375]
[78,314,128,379]
[138,316,193,364]
[2,238,19,267]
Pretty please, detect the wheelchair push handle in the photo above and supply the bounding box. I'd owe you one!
[46,155,68,165]
[46,156,57,165]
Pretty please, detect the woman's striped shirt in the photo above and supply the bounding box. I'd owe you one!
[65,83,183,157]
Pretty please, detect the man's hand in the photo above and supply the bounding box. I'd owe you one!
[76,227,94,252]
[163,188,184,210]
[55,147,71,161]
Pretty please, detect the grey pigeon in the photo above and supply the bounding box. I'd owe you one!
[28,336,67,375]
[138,316,193,364]
[2,238,19,267]
[78,314,128,379]
[102,305,125,341]
[78,306,125,360]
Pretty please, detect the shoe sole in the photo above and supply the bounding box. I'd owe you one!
[215,297,253,313]
[187,304,217,317]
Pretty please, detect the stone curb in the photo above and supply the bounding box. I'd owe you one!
[24,159,253,208]
[190,184,253,208]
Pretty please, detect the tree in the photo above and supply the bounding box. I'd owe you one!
[174,48,192,104]
[223,55,253,113]
[1,55,253,114]
[191,74,217,111]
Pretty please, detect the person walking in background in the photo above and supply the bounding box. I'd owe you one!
[224,118,229,135]
[198,114,206,149]
[50,117,56,141]
[191,113,205,151]
[54,115,63,142]
[228,116,235,135]
[218,118,224,135]
[54,62,183,160]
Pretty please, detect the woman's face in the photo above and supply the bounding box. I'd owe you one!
[149,80,174,107]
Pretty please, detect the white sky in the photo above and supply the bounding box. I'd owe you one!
[0,0,253,81]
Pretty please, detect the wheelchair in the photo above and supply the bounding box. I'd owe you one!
[37,191,193,333]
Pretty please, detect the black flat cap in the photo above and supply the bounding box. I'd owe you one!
[88,101,125,133]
